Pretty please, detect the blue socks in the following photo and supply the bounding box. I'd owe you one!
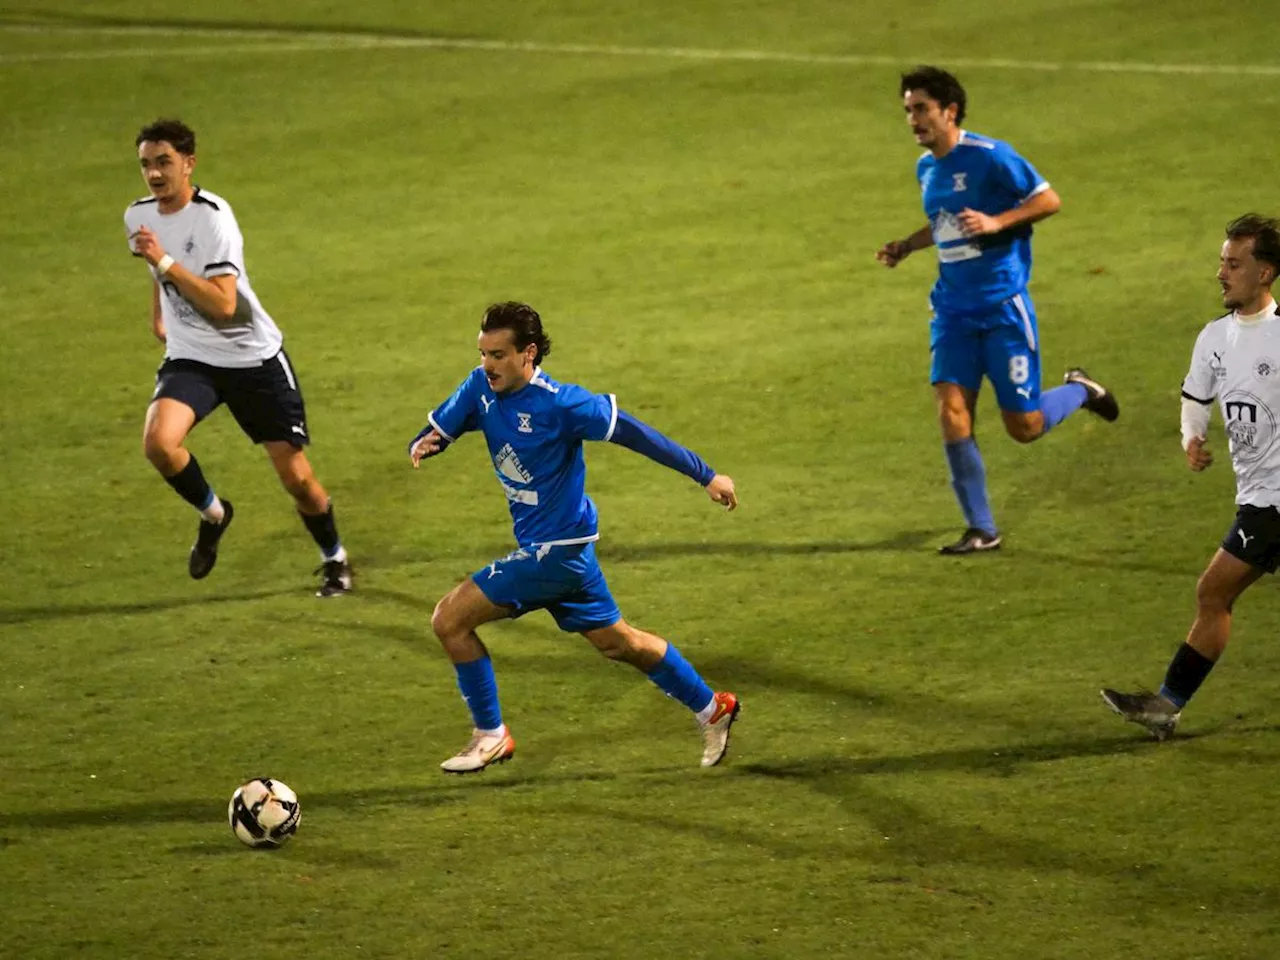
[1039,382,1088,432]
[646,643,715,714]
[943,438,996,535]
[454,656,503,731]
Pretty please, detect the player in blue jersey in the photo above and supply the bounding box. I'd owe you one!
[876,66,1120,555]
[408,302,741,773]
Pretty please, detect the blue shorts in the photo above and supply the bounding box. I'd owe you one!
[472,540,621,633]
[930,292,1041,413]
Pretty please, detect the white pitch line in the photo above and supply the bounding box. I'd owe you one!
[2,21,1280,76]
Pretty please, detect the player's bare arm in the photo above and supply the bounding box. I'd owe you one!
[958,187,1061,237]
[705,474,738,510]
[131,225,242,326]
[150,280,165,343]
[876,224,934,268]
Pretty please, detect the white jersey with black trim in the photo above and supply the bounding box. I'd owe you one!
[1182,300,1280,506]
[123,187,283,368]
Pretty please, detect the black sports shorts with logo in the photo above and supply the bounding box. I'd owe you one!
[1222,504,1280,574]
[152,350,310,445]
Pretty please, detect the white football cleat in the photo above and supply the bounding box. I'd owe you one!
[700,692,741,767]
[440,727,516,774]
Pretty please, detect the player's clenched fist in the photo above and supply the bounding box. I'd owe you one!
[876,239,912,268]
[705,474,738,511]
[1185,436,1214,472]
[130,226,166,266]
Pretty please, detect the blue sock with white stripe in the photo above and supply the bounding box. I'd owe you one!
[944,438,996,535]
[454,656,503,732]
[1039,383,1089,431]
[646,643,715,714]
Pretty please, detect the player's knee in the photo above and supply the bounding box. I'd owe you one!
[430,598,458,641]
[594,634,631,661]
[1005,420,1041,444]
[277,468,313,502]
[142,433,178,470]
[1194,574,1232,613]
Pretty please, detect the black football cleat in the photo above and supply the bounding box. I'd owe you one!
[1100,688,1180,741]
[938,527,1002,556]
[1064,368,1120,422]
[189,500,234,580]
[315,559,353,598]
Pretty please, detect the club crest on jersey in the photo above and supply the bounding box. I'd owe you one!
[1253,357,1277,382]
[952,172,968,192]
[517,412,533,433]
[1224,393,1276,464]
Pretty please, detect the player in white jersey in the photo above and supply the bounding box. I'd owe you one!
[124,119,352,597]
[1103,214,1280,739]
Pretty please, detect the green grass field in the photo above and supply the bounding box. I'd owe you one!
[3,2,1280,957]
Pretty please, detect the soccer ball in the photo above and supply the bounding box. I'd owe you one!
[228,778,301,848]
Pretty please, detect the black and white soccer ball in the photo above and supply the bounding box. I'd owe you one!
[227,778,301,849]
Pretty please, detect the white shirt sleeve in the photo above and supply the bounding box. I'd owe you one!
[1180,324,1217,450]
[1180,398,1211,451]
[1181,324,1218,404]
[200,208,243,279]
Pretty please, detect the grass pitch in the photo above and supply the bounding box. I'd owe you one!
[2,2,1279,957]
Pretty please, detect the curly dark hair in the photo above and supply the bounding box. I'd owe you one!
[481,302,553,364]
[135,118,196,155]
[899,66,967,125]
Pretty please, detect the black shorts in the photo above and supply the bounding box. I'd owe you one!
[1222,504,1280,574]
[152,350,310,445]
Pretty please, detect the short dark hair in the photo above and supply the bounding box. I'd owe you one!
[899,65,967,125]
[1226,213,1280,281]
[481,302,552,365]
[135,118,196,155]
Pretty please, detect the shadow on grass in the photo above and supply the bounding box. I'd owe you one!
[0,588,301,626]
[355,529,954,584]
[0,9,477,40]
[596,530,954,561]
[1011,548,1189,578]
[735,732,1175,782]
[0,767,641,834]
[170,841,402,869]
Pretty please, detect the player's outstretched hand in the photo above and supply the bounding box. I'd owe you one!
[706,474,738,511]
[957,208,1000,237]
[409,429,446,468]
[876,239,912,268]
[1186,436,1213,472]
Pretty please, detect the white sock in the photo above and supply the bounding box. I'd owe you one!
[200,496,225,524]
[322,544,348,564]
[695,698,718,726]
[478,724,506,738]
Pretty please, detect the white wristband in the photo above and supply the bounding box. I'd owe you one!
[156,254,175,276]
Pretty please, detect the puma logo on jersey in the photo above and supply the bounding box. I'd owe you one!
[1016,387,1033,399]
[479,395,493,414]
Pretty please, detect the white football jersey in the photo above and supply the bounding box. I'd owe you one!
[1182,301,1280,506]
[123,187,282,368]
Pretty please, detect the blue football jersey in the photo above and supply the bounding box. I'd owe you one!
[428,367,618,548]
[916,130,1049,315]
